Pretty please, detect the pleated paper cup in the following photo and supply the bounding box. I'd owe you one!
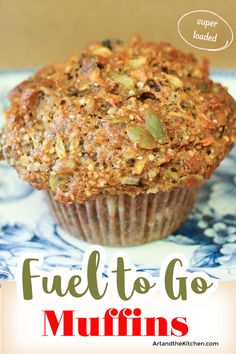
[44,187,199,246]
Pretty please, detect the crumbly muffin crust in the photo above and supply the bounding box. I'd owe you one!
[1,35,235,203]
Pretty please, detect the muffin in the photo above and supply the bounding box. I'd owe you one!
[0,35,235,246]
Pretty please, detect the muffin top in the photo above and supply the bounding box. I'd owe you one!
[0,35,235,203]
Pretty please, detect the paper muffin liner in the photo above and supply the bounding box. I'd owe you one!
[44,187,199,246]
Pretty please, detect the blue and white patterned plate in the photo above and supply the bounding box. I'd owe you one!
[1,69,236,281]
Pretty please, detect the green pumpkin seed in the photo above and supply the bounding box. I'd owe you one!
[93,46,112,57]
[166,75,183,89]
[129,57,146,69]
[111,72,134,88]
[180,174,204,184]
[197,83,209,93]
[148,170,157,178]
[165,169,178,181]
[144,111,166,142]
[49,174,58,192]
[147,186,159,193]
[133,159,146,174]
[127,126,157,149]
[121,176,140,185]
[192,174,204,182]
[55,134,66,159]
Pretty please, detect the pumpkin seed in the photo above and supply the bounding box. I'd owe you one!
[212,86,219,93]
[92,46,112,57]
[148,170,157,178]
[192,174,204,182]
[49,174,58,192]
[133,159,146,174]
[129,57,146,69]
[121,176,140,185]
[166,75,183,89]
[127,126,157,149]
[197,83,209,93]
[111,72,134,89]
[165,169,178,181]
[55,135,66,159]
[180,174,204,184]
[144,110,166,142]
[147,186,159,193]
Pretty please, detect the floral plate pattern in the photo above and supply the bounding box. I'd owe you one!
[0,69,236,281]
